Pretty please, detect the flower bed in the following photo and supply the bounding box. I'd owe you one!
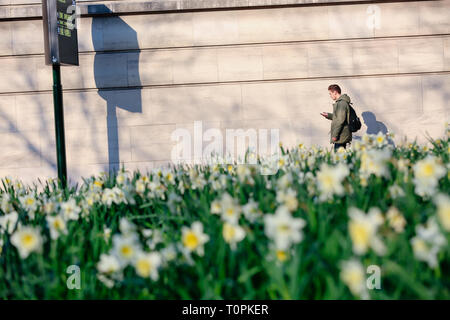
[0,128,449,299]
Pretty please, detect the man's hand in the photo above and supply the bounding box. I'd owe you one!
[320,112,328,118]
[332,137,337,142]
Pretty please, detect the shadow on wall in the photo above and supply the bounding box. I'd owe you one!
[90,5,142,174]
[361,111,387,135]
[353,111,395,146]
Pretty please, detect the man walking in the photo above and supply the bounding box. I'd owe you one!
[320,84,352,151]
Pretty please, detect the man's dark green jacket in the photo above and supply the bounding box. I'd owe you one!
[325,94,352,144]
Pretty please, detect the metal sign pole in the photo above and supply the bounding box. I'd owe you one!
[42,0,79,188]
[52,64,67,188]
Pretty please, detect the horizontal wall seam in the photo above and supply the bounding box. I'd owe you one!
[0,70,448,96]
[0,0,436,20]
[1,33,449,59]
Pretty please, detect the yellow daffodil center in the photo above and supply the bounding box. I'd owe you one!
[321,175,334,188]
[120,246,133,258]
[421,163,434,177]
[345,270,363,287]
[136,259,152,277]
[53,219,63,230]
[413,239,428,253]
[94,181,103,187]
[349,223,369,248]
[223,224,235,242]
[226,208,235,216]
[277,224,290,233]
[276,250,288,262]
[183,232,199,250]
[22,234,35,248]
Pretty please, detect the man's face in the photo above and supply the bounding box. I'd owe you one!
[328,90,339,101]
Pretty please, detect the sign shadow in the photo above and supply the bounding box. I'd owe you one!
[91,5,142,174]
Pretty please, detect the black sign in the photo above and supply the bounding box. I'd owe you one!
[42,0,79,66]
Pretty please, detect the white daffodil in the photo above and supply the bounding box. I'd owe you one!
[46,214,68,240]
[19,193,39,217]
[316,162,349,201]
[42,199,57,215]
[242,199,262,223]
[412,155,446,198]
[209,175,223,191]
[14,180,25,195]
[0,211,19,234]
[60,198,81,221]
[141,229,153,239]
[148,179,166,200]
[163,169,176,185]
[146,229,163,250]
[219,193,242,225]
[189,169,207,190]
[1,194,13,213]
[112,233,141,267]
[276,173,293,190]
[89,191,101,204]
[90,179,104,192]
[340,259,369,299]
[264,206,306,251]
[97,274,115,289]
[434,193,450,231]
[386,207,406,233]
[222,222,246,250]
[274,248,290,263]
[102,188,118,206]
[359,148,391,179]
[115,171,128,186]
[119,218,137,236]
[396,158,409,173]
[181,221,209,256]
[135,179,146,194]
[97,253,121,275]
[374,132,388,148]
[219,174,228,189]
[236,165,252,182]
[277,154,289,169]
[388,184,405,199]
[333,146,349,163]
[134,251,162,280]
[351,141,362,152]
[348,207,386,255]
[3,176,13,186]
[410,218,446,268]
[112,187,127,204]
[361,133,372,146]
[259,154,280,176]
[177,180,186,195]
[103,227,112,242]
[210,200,222,215]
[276,188,298,212]
[11,226,43,259]
[161,244,177,265]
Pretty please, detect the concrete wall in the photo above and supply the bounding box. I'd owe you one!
[0,0,449,182]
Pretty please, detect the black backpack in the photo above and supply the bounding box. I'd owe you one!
[347,102,362,133]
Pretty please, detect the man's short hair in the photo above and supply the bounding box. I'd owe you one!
[328,84,341,94]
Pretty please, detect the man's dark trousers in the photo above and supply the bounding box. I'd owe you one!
[334,142,347,151]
